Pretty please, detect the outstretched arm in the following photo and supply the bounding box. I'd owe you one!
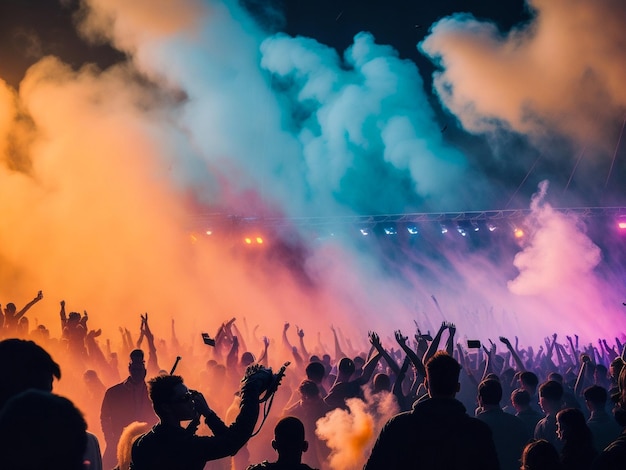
[356,351,381,385]
[369,331,400,375]
[296,326,309,360]
[424,322,448,363]
[331,325,346,359]
[59,300,67,332]
[142,313,160,374]
[394,330,425,378]
[16,290,43,321]
[499,336,525,372]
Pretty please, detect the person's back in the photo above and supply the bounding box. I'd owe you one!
[477,379,531,470]
[591,366,626,469]
[584,385,622,452]
[512,388,543,436]
[284,380,330,469]
[101,349,156,469]
[535,380,564,451]
[0,389,87,470]
[364,351,499,470]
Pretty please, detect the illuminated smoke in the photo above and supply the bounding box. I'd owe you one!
[0,0,623,364]
[420,0,626,154]
[316,392,399,470]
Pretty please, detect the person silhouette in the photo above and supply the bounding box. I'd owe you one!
[246,416,318,470]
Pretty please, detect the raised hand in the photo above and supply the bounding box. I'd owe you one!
[369,331,381,348]
[395,330,408,347]
[296,326,304,338]
[499,336,511,347]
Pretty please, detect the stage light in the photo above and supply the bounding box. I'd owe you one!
[441,224,448,234]
[244,237,252,244]
[360,228,370,236]
[472,222,480,232]
[487,223,497,232]
[384,227,397,235]
[457,226,467,237]
[407,226,419,235]
[513,228,524,239]
[618,221,626,230]
[205,230,213,236]
[256,237,264,244]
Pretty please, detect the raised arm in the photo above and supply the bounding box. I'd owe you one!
[356,351,382,386]
[295,325,309,360]
[445,323,456,356]
[369,331,400,375]
[330,325,346,359]
[59,300,67,331]
[394,330,425,378]
[499,336,525,372]
[141,313,160,374]
[17,290,43,321]
[424,322,448,363]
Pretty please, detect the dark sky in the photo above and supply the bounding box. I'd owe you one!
[1,0,531,90]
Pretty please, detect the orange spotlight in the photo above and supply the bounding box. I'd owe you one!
[190,234,198,243]
[256,237,263,244]
[244,237,252,244]
[514,228,524,239]
[205,230,213,236]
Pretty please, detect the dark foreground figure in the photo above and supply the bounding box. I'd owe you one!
[364,351,499,470]
[130,368,273,470]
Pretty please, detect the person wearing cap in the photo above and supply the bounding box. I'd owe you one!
[101,349,157,469]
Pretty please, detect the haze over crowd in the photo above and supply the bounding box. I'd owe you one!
[0,0,625,345]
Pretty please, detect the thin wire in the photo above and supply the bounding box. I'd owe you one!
[505,155,542,209]
[564,146,586,194]
[605,115,626,189]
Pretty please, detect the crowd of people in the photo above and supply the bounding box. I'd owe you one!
[0,290,625,469]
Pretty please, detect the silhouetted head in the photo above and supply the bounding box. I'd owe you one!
[556,408,592,444]
[0,390,87,470]
[511,388,531,408]
[0,339,61,410]
[68,312,81,323]
[478,379,503,406]
[241,351,255,366]
[128,349,147,383]
[272,416,308,459]
[583,384,607,408]
[372,373,391,394]
[298,380,320,400]
[305,361,325,383]
[148,374,195,421]
[521,439,562,470]
[338,357,355,377]
[4,303,16,314]
[519,371,539,393]
[425,351,461,398]
[609,357,624,381]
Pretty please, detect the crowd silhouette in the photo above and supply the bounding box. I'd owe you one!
[0,291,625,469]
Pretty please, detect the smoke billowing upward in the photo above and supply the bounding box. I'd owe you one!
[420,0,626,201]
[0,0,624,354]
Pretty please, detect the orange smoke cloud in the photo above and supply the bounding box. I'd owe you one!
[421,0,626,154]
[316,392,399,470]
